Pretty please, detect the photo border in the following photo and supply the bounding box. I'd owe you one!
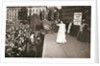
[1,0,97,63]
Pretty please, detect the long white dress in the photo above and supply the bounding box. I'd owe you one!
[56,23,67,43]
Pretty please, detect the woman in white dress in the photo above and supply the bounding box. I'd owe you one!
[56,21,67,43]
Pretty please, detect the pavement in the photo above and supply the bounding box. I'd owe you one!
[42,33,90,58]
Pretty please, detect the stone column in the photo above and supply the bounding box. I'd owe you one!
[14,8,16,21]
[15,8,17,20]
[13,8,15,21]
[31,8,33,16]
[11,8,14,21]
[7,8,9,20]
[15,8,18,21]
[9,8,12,21]
[34,8,36,14]
[27,8,30,17]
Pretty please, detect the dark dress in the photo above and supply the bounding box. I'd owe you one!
[70,23,80,36]
[77,24,90,42]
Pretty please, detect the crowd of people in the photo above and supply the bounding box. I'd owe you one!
[5,25,44,57]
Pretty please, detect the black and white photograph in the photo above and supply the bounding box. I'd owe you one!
[5,6,91,58]
[1,0,98,63]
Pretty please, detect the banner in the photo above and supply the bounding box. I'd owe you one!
[73,12,82,25]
